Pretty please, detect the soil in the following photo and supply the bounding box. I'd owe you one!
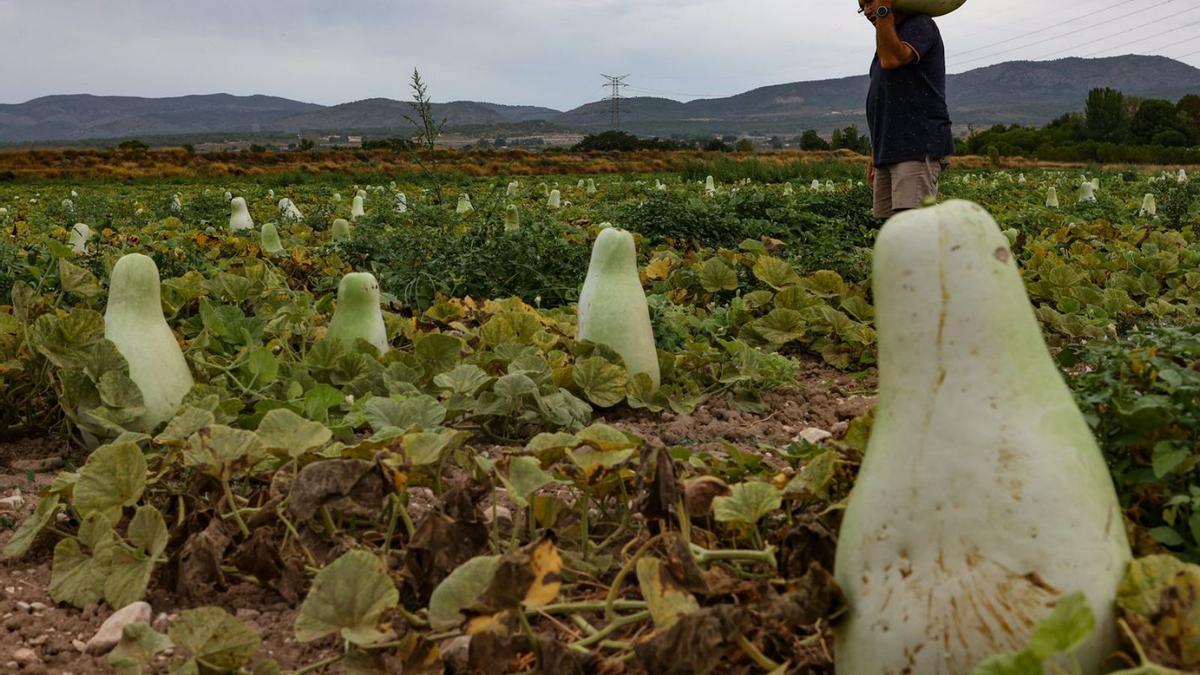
[0,358,876,674]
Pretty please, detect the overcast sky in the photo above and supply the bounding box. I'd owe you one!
[3,0,1198,110]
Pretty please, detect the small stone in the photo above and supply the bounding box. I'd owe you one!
[4,662,17,670]
[4,587,14,595]
[28,603,47,612]
[0,494,24,512]
[440,636,471,670]
[12,647,38,665]
[793,427,832,445]
[235,608,260,621]
[86,601,152,655]
[482,505,512,527]
[28,635,48,646]
[16,602,31,613]
[152,613,171,632]
[72,640,86,653]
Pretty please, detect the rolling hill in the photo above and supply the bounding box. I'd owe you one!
[1,55,1197,144]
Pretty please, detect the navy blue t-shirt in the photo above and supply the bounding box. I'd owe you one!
[866,15,954,166]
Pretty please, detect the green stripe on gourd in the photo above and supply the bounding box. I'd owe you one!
[834,200,1130,675]
[577,228,660,390]
[104,254,194,432]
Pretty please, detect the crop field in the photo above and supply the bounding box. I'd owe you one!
[0,162,1198,674]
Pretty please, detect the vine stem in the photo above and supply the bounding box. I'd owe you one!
[221,478,250,537]
[604,534,663,623]
[569,610,652,651]
[290,652,344,675]
[735,632,781,672]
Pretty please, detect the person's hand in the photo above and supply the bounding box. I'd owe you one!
[867,159,876,189]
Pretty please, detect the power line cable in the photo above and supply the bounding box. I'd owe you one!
[949,0,1148,57]
[952,0,1184,66]
[1081,25,1200,58]
[1033,9,1199,60]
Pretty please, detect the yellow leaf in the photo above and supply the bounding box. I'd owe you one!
[645,257,674,281]
[522,537,563,609]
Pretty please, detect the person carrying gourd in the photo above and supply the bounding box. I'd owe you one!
[859,0,955,218]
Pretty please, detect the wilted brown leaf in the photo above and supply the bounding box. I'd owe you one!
[286,459,388,523]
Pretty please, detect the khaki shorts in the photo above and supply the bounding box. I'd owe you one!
[873,158,947,219]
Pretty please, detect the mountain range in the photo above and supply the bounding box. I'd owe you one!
[1,55,1197,144]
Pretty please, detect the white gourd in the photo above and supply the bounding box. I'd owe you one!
[507,181,519,196]
[1140,193,1157,218]
[356,189,368,201]
[577,179,586,188]
[278,198,303,223]
[504,205,520,232]
[331,218,352,242]
[171,194,182,214]
[811,179,821,190]
[548,190,562,209]
[587,178,597,194]
[456,195,474,214]
[261,223,285,256]
[326,273,388,354]
[267,189,275,199]
[1079,181,1097,203]
[705,176,716,194]
[1018,173,1026,184]
[395,192,407,213]
[1178,169,1188,183]
[834,200,1130,675]
[229,197,254,231]
[104,254,194,431]
[783,183,794,195]
[333,193,342,202]
[69,223,91,255]
[577,228,660,390]
[224,191,233,201]
[1046,187,1059,208]
[351,195,366,220]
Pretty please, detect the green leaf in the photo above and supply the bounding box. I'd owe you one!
[105,506,169,608]
[798,270,847,298]
[433,364,493,396]
[108,623,174,675]
[1152,441,1191,479]
[752,308,806,345]
[74,442,147,519]
[256,408,331,457]
[169,607,260,671]
[182,425,264,480]
[577,423,639,452]
[971,650,1043,675]
[294,550,399,646]
[712,481,782,527]
[3,494,60,558]
[525,432,581,454]
[636,556,700,630]
[362,395,446,433]
[573,356,628,408]
[699,258,739,292]
[401,429,469,466]
[494,372,538,400]
[503,456,561,508]
[1118,555,1200,616]
[752,255,800,290]
[49,512,115,608]
[784,449,837,500]
[413,333,463,375]
[1026,592,1095,659]
[58,257,104,298]
[154,407,215,446]
[428,555,500,631]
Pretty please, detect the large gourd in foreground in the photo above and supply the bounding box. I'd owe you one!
[326,272,389,354]
[104,254,194,431]
[577,228,660,389]
[834,200,1130,675]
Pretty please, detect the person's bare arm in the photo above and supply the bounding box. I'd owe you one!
[865,0,917,70]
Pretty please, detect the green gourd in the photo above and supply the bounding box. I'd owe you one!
[577,228,660,389]
[892,0,966,15]
[834,201,1130,675]
[326,273,388,354]
[331,218,352,242]
[260,223,285,256]
[104,254,194,431]
[504,205,520,232]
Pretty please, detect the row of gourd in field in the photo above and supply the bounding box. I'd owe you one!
[101,198,1130,674]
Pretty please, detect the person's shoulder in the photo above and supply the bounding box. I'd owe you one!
[902,14,942,38]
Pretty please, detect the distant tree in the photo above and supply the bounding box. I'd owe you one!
[572,130,685,152]
[769,136,784,150]
[721,135,738,145]
[116,139,148,152]
[180,143,196,154]
[703,138,730,152]
[831,125,870,155]
[1178,94,1200,136]
[799,129,830,151]
[735,138,755,152]
[1131,99,1183,144]
[295,138,315,152]
[1085,88,1127,141]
